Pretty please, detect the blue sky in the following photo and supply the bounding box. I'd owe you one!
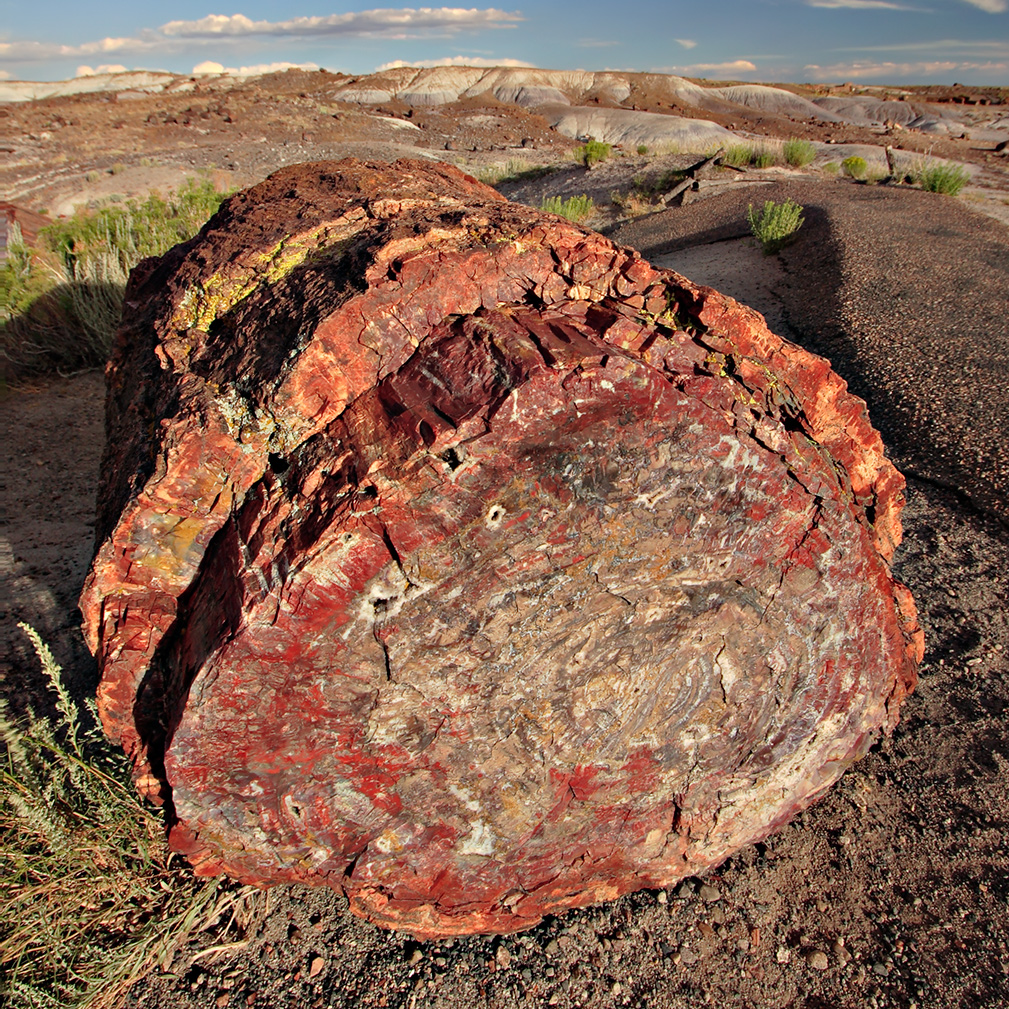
[1,1,1008,85]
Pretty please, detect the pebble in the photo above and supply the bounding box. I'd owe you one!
[657,890,668,904]
[872,962,890,977]
[308,956,324,978]
[830,940,852,965]
[408,948,423,965]
[804,949,829,971]
[698,884,721,903]
[545,939,561,958]
[776,946,791,964]
[496,946,512,969]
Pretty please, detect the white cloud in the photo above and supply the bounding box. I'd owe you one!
[160,9,523,39]
[0,7,524,62]
[808,0,916,8]
[192,60,320,76]
[959,0,1007,10]
[677,59,758,74]
[804,58,1008,77]
[675,39,698,49]
[377,56,534,69]
[0,70,11,80]
[76,63,129,76]
[834,38,1009,53]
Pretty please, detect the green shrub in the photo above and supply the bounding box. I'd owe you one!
[636,144,648,155]
[822,161,840,175]
[2,179,231,375]
[783,138,817,168]
[84,170,101,183]
[540,194,596,223]
[842,156,867,180]
[914,159,970,196]
[723,144,754,168]
[576,139,612,168]
[723,144,780,169]
[747,198,805,254]
[0,625,261,1009]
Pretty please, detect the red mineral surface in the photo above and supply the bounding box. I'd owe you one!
[80,159,922,938]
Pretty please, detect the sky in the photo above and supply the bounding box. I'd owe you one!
[1,1,1008,86]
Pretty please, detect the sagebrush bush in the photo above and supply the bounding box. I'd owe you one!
[914,159,970,196]
[747,198,804,254]
[842,156,867,180]
[783,138,817,168]
[540,194,596,223]
[577,139,612,168]
[2,178,231,376]
[0,625,262,1008]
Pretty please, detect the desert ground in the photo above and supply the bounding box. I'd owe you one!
[2,67,1009,1009]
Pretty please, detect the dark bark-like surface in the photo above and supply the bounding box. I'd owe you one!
[80,159,921,939]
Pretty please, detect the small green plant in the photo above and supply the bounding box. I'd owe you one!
[821,161,840,176]
[636,144,648,155]
[109,163,126,176]
[723,144,780,169]
[842,156,867,180]
[84,170,101,183]
[747,198,805,254]
[723,144,754,168]
[576,138,612,168]
[914,159,970,196]
[0,625,261,1009]
[540,194,596,223]
[2,178,232,375]
[783,138,817,168]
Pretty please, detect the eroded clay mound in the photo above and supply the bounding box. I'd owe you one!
[80,159,922,938]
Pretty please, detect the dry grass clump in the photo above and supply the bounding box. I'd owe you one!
[0,625,262,1009]
[474,158,559,186]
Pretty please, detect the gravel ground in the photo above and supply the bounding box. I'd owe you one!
[607,176,1009,529]
[2,176,1008,1009]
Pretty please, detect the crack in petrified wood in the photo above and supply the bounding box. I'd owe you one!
[80,159,922,938]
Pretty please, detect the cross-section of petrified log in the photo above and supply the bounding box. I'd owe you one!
[80,159,923,939]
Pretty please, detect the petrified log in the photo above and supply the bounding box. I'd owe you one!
[80,159,923,939]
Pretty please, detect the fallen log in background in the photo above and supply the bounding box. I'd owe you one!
[80,159,923,939]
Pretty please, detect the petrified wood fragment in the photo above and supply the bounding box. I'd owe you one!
[80,159,923,938]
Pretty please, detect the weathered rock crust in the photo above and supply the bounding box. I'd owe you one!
[80,159,923,939]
